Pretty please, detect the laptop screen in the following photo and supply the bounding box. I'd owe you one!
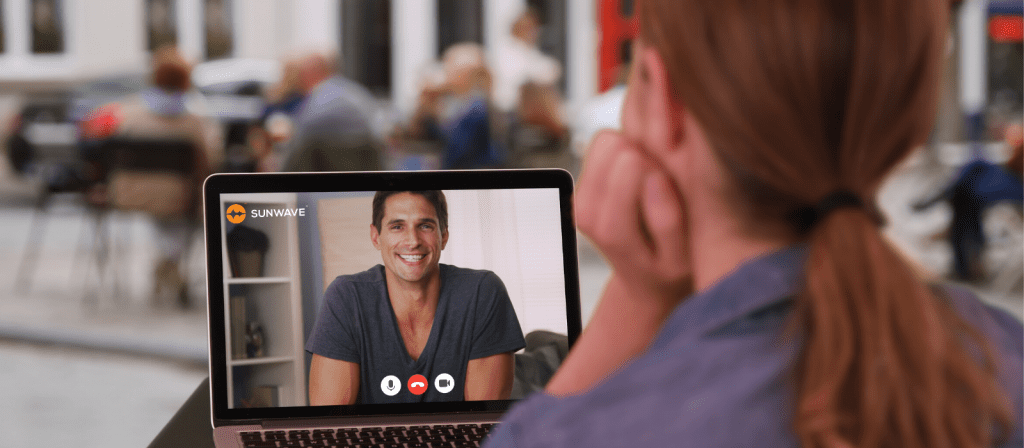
[205,170,581,422]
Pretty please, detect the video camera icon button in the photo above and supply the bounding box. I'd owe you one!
[434,373,454,394]
[381,375,401,396]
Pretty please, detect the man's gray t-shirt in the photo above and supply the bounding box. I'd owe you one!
[306,264,526,404]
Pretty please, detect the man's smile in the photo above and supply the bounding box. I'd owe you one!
[399,254,425,262]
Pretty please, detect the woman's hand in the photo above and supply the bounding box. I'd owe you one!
[575,129,692,302]
[545,130,692,396]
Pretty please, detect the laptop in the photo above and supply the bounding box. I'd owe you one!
[203,169,582,448]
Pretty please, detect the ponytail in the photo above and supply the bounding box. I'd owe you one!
[794,209,1011,447]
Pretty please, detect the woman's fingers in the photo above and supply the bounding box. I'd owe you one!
[575,130,630,232]
[575,128,692,294]
[641,170,690,279]
[643,170,684,260]
[592,149,646,260]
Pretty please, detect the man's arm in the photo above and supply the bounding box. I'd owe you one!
[464,352,515,400]
[308,354,360,405]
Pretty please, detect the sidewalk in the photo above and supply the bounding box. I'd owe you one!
[0,203,209,367]
[0,184,211,447]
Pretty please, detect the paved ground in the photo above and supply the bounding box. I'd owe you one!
[0,151,1019,448]
[0,203,211,447]
[0,340,207,448]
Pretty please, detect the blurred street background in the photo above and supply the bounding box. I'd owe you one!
[0,0,1020,446]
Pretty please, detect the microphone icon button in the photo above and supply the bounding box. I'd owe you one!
[381,375,401,396]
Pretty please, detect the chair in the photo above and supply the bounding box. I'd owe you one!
[12,132,102,295]
[282,134,382,172]
[103,138,202,304]
[102,138,200,218]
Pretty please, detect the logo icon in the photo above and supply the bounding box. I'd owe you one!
[407,374,428,395]
[381,375,400,396]
[226,204,246,224]
[434,373,454,394]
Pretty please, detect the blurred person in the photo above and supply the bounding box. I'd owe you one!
[248,58,305,172]
[415,43,506,170]
[101,45,221,308]
[913,121,1024,282]
[491,7,562,113]
[282,52,381,172]
[507,81,574,173]
[384,64,448,170]
[261,57,306,126]
[487,0,1022,447]
[404,63,447,143]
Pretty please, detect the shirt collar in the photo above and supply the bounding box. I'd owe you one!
[653,244,808,347]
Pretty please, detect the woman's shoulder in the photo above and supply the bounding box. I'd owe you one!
[489,316,802,447]
[938,284,1023,356]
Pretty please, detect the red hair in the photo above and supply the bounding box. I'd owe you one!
[638,0,1013,446]
[151,45,191,91]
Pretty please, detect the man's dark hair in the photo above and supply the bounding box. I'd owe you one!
[372,190,448,233]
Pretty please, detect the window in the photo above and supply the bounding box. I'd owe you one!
[30,0,64,54]
[619,0,634,18]
[147,0,178,51]
[1,2,6,53]
[341,0,392,95]
[204,0,233,60]
[986,36,1022,138]
[526,0,568,92]
[437,0,483,57]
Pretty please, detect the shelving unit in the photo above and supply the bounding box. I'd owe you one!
[220,193,306,408]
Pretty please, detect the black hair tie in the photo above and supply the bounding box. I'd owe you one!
[788,190,884,232]
[815,190,863,219]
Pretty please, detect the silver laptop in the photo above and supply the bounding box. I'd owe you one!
[203,169,582,448]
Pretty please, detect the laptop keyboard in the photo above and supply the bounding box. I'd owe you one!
[240,423,496,448]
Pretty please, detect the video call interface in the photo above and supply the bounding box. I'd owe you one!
[221,188,570,409]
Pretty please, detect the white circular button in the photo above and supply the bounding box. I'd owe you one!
[381,375,401,396]
[434,373,455,394]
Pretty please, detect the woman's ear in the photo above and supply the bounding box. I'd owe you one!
[622,46,685,156]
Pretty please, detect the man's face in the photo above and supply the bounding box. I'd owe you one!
[371,193,449,287]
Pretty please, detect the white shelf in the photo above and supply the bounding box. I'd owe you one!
[221,193,306,409]
[231,356,296,367]
[226,277,292,285]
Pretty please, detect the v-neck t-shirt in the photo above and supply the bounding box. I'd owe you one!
[307,264,527,404]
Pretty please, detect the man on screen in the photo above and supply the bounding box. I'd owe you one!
[306,190,526,405]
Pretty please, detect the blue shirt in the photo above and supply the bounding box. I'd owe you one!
[438,95,504,169]
[289,76,377,153]
[485,246,1024,447]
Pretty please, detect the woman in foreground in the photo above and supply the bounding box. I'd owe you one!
[485,0,1022,446]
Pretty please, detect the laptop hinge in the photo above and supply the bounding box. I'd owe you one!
[260,412,506,429]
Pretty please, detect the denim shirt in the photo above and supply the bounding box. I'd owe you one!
[485,246,1024,447]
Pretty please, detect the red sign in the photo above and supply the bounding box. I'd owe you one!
[990,15,1023,43]
[598,0,640,92]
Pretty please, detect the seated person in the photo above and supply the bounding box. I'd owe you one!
[307,190,526,405]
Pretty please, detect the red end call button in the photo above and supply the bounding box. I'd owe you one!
[408,374,428,395]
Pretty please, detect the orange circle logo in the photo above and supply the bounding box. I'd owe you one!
[226,204,246,224]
